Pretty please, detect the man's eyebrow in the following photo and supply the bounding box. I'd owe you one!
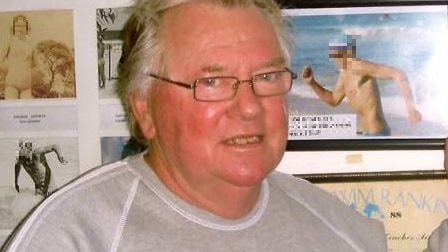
[262,57,286,68]
[200,57,286,74]
[201,65,226,73]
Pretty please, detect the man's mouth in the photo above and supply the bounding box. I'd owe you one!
[225,136,261,145]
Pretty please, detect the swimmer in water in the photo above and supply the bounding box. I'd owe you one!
[301,34,421,136]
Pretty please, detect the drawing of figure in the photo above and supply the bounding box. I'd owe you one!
[301,34,422,136]
[1,15,35,99]
[14,141,67,197]
[33,40,76,98]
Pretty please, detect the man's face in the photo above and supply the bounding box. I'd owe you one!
[328,48,346,59]
[146,3,288,188]
[329,47,353,69]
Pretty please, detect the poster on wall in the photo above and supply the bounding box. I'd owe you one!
[97,7,133,100]
[96,7,134,145]
[0,137,79,244]
[318,179,448,252]
[0,10,76,100]
[101,136,145,165]
[0,9,78,244]
[285,5,448,141]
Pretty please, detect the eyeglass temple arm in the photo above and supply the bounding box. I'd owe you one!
[148,74,194,89]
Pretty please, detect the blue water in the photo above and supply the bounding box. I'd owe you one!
[286,11,448,97]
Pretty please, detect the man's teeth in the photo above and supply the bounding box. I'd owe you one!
[227,136,260,145]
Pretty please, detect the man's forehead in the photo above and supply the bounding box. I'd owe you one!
[160,2,281,68]
[161,1,265,27]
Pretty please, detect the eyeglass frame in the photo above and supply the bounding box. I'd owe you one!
[147,67,297,102]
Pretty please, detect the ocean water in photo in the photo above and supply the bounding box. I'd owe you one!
[286,10,448,137]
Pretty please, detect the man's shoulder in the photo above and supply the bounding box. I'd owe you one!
[52,158,138,202]
[349,58,385,75]
[269,171,337,203]
[268,171,386,251]
[268,171,352,215]
[26,159,136,215]
[269,171,366,215]
[426,219,448,251]
[2,158,141,252]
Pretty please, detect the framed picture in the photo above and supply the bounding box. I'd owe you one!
[282,1,447,150]
[317,179,448,251]
[0,137,79,243]
[0,10,76,100]
[275,0,447,179]
[96,7,133,99]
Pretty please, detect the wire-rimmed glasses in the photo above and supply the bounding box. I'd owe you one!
[148,68,297,102]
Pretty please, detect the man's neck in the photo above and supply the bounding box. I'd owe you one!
[145,153,263,219]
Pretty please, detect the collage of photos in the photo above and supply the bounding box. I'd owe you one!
[0,9,79,245]
[286,6,448,140]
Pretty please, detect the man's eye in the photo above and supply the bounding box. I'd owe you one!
[199,78,220,87]
[258,73,277,82]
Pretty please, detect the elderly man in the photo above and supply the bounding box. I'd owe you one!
[2,0,386,251]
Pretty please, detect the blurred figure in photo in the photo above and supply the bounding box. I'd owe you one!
[301,34,421,136]
[1,15,34,99]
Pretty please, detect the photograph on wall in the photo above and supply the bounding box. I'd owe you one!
[0,137,79,235]
[101,136,145,165]
[0,10,76,100]
[286,6,448,140]
[318,179,448,252]
[97,7,133,99]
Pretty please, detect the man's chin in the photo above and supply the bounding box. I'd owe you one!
[221,166,272,188]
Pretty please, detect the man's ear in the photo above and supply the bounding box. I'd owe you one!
[130,93,156,140]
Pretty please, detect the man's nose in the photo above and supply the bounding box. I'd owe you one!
[229,80,262,120]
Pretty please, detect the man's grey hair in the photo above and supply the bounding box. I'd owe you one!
[117,0,293,145]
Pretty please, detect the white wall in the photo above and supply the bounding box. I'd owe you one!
[0,0,444,176]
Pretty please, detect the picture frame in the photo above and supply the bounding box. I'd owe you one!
[282,1,447,149]
[0,10,76,100]
[275,0,447,180]
[317,178,448,251]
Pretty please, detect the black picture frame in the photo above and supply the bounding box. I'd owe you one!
[275,0,447,181]
[280,0,447,152]
[277,0,448,9]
